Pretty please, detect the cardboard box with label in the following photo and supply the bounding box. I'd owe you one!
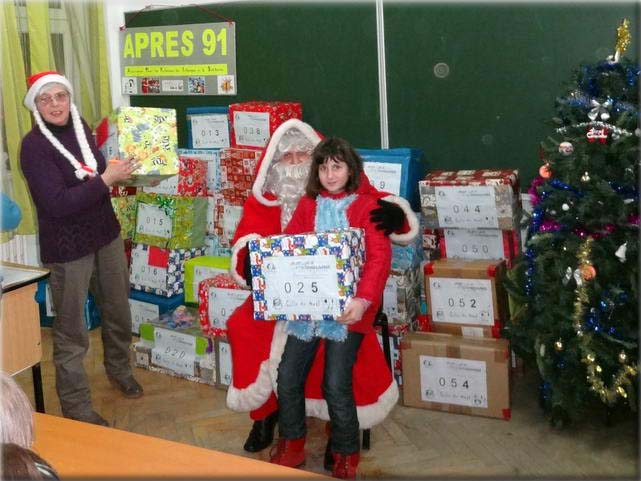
[228,101,302,149]
[383,266,421,326]
[177,148,222,194]
[128,290,184,335]
[214,336,233,390]
[111,195,137,240]
[133,192,208,249]
[438,228,521,268]
[183,255,231,304]
[424,258,507,339]
[358,148,426,211]
[198,273,250,337]
[401,332,511,420]
[130,243,207,297]
[132,312,215,385]
[249,229,364,321]
[95,107,179,186]
[419,169,521,231]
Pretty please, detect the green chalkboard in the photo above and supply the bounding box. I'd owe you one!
[384,2,639,186]
[127,2,639,188]
[126,2,381,149]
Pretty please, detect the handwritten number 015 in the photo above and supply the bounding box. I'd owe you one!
[202,28,227,56]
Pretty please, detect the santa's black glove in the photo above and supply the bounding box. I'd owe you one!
[370,198,404,236]
[243,245,252,287]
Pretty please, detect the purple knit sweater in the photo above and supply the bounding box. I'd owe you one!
[20,118,120,264]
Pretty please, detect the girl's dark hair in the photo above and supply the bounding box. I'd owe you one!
[305,137,363,198]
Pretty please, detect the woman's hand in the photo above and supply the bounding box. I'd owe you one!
[101,158,140,186]
[336,298,370,325]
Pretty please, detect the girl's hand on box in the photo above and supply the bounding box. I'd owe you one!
[337,298,370,325]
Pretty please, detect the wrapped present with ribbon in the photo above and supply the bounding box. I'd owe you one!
[132,307,215,385]
[143,154,208,197]
[111,195,137,240]
[129,243,207,297]
[228,101,302,149]
[184,255,231,304]
[133,192,208,249]
[95,106,179,186]
[198,273,250,338]
[419,169,521,231]
[248,229,364,341]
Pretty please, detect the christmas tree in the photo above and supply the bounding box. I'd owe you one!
[505,20,639,425]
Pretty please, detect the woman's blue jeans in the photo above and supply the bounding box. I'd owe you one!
[277,331,364,454]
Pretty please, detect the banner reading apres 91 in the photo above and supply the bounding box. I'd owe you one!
[120,22,236,96]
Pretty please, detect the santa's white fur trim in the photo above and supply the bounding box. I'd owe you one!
[226,358,274,412]
[24,74,73,111]
[230,233,262,288]
[252,119,321,207]
[384,194,420,246]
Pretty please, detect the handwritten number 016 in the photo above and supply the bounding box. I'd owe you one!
[202,28,227,56]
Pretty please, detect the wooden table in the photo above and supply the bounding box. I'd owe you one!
[1,262,50,412]
[33,413,327,478]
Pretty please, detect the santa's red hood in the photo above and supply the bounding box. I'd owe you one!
[252,118,323,207]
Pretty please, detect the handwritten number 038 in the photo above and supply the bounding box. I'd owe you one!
[284,281,319,294]
[202,28,227,55]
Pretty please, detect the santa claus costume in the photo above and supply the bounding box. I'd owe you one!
[225,119,420,441]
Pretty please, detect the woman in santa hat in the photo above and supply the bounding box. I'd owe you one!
[20,71,143,426]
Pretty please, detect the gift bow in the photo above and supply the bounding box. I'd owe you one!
[155,195,176,217]
[588,99,612,121]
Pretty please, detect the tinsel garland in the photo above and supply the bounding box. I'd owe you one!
[571,237,638,405]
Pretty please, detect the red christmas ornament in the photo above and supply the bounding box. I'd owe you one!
[539,163,552,179]
[587,126,608,144]
[581,265,597,280]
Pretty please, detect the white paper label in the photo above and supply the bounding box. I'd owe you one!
[233,111,270,147]
[223,205,242,240]
[435,186,499,228]
[382,279,398,318]
[136,203,173,238]
[363,161,402,196]
[153,326,197,353]
[420,355,488,408]
[129,299,160,335]
[263,255,340,318]
[443,228,505,260]
[208,287,250,329]
[218,341,232,385]
[190,114,230,149]
[130,249,168,290]
[460,326,485,338]
[429,277,494,325]
[144,175,178,196]
[193,265,227,300]
[151,346,195,376]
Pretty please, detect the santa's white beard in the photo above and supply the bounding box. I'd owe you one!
[264,161,310,228]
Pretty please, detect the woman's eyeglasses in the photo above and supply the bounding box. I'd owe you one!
[37,91,70,106]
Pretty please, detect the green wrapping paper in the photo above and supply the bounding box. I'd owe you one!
[133,192,208,249]
[111,196,137,239]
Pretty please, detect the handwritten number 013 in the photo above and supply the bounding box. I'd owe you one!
[202,28,227,55]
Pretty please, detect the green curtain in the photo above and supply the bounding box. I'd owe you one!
[1,1,113,236]
[1,1,36,235]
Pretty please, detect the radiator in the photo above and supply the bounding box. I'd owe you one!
[0,234,40,266]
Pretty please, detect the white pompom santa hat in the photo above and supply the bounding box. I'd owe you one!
[24,70,98,180]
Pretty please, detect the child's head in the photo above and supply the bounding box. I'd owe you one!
[306,137,363,198]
